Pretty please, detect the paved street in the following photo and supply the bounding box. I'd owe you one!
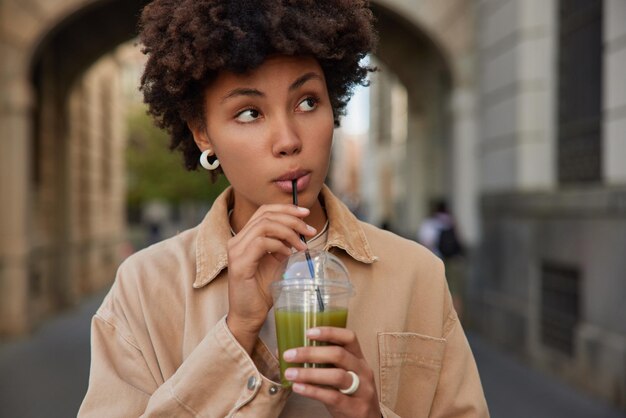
[0,290,624,418]
[0,290,103,418]
[470,335,625,418]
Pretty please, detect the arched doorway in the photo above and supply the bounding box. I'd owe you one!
[367,3,453,235]
[0,0,149,335]
[331,2,475,242]
[28,0,150,317]
[0,0,478,336]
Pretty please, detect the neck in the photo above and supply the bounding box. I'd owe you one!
[305,196,327,233]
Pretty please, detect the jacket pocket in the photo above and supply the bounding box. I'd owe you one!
[378,332,446,418]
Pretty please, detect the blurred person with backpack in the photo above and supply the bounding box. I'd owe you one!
[418,200,466,317]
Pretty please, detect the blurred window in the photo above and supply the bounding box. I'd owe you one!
[557,0,603,183]
[540,262,581,357]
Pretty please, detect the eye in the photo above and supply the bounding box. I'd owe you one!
[296,97,319,112]
[235,108,260,123]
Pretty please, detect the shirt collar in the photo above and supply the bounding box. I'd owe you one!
[193,185,377,289]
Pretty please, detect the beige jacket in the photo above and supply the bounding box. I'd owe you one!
[78,186,489,418]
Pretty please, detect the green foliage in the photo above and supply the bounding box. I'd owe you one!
[125,105,229,207]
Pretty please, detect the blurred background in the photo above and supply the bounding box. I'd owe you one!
[0,0,625,417]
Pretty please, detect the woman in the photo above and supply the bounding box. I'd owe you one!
[79,1,489,417]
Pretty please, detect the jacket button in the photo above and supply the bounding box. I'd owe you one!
[269,385,279,395]
[247,376,257,390]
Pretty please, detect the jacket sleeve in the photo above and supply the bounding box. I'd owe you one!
[428,312,490,418]
[78,311,289,418]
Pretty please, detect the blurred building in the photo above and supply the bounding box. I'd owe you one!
[0,0,624,411]
[473,0,626,409]
[335,0,626,410]
[0,0,142,335]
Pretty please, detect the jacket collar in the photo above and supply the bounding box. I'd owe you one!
[193,185,377,289]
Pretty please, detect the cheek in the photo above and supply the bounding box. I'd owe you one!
[208,131,265,183]
[309,121,334,175]
[320,120,335,155]
[211,125,265,159]
[314,109,335,145]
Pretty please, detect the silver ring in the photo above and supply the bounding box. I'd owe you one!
[339,371,360,395]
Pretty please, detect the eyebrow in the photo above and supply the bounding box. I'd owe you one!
[221,88,264,103]
[221,72,323,103]
[288,72,323,91]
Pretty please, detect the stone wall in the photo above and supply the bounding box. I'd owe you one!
[26,53,126,332]
[477,0,557,192]
[604,0,626,184]
[472,0,626,410]
[475,188,626,408]
[0,0,134,335]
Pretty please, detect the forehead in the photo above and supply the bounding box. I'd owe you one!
[207,55,325,96]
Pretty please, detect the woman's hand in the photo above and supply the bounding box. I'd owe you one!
[225,204,316,353]
[283,327,381,418]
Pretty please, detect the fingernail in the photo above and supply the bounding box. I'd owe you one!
[297,206,309,213]
[306,225,316,233]
[283,349,296,361]
[292,383,306,393]
[306,328,321,337]
[284,368,297,380]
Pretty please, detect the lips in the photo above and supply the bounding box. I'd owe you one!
[274,169,310,182]
[273,169,312,193]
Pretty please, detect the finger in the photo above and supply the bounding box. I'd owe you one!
[291,382,350,407]
[283,346,358,371]
[234,216,315,253]
[229,237,295,280]
[271,251,289,263]
[241,220,311,252]
[284,367,353,390]
[248,204,310,223]
[244,236,295,261]
[306,327,365,359]
[243,212,317,241]
[230,222,306,259]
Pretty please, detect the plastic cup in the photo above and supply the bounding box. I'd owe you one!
[270,250,353,387]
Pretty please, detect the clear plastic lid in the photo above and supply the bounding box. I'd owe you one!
[271,249,353,311]
[274,249,352,290]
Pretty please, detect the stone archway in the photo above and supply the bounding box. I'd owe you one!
[355,1,477,243]
[28,0,149,310]
[0,0,477,335]
[356,3,454,235]
[0,0,149,335]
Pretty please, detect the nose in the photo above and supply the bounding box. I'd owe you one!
[271,116,302,157]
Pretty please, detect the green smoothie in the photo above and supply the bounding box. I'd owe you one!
[275,308,348,387]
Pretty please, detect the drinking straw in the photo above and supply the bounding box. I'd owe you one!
[292,179,325,312]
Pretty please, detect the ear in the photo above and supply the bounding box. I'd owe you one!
[187,119,213,152]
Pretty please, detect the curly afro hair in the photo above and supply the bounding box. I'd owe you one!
[139,0,377,170]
